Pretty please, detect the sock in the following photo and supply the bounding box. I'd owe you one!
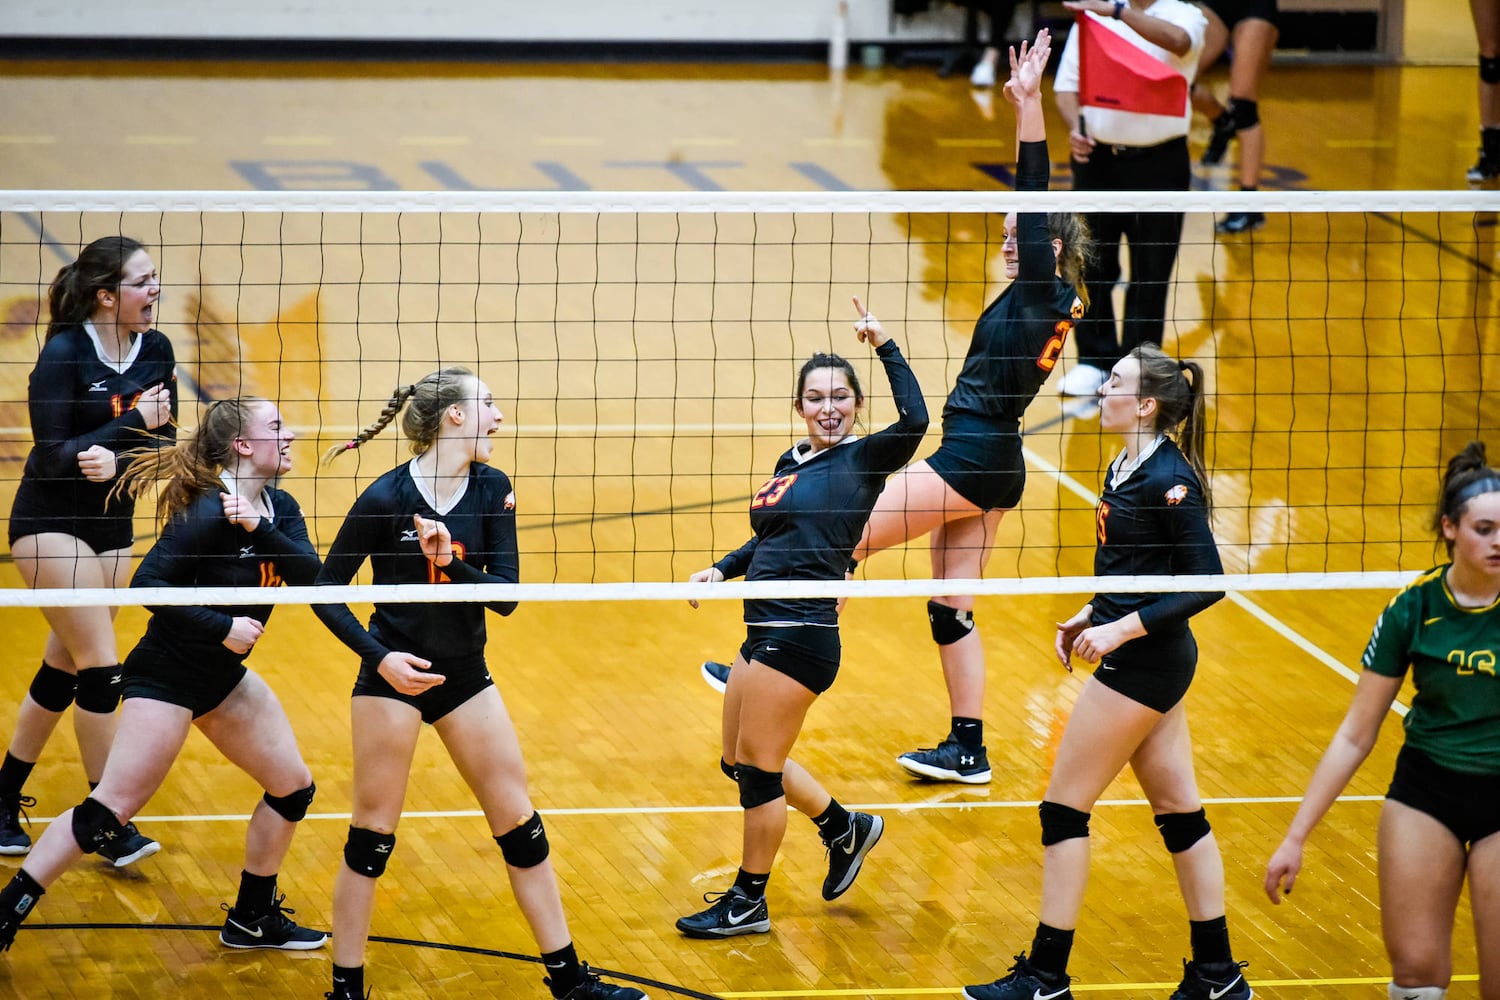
[733,868,770,901]
[951,717,983,749]
[234,871,278,918]
[0,753,35,800]
[542,942,581,997]
[1189,915,1233,967]
[332,964,364,997]
[0,869,45,920]
[1029,922,1075,979]
[812,799,852,843]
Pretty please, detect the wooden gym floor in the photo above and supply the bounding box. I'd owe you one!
[0,53,1496,998]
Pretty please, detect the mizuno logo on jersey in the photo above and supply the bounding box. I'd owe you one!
[239,546,255,558]
[400,529,419,542]
[88,381,109,392]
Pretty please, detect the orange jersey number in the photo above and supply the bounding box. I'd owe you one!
[1037,319,1073,373]
[1095,500,1110,546]
[749,473,798,509]
[110,391,143,418]
[258,561,283,588]
[428,540,469,584]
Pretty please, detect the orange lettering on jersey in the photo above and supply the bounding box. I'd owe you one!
[109,391,143,418]
[258,562,283,588]
[1037,322,1072,373]
[428,540,469,584]
[1096,500,1110,545]
[750,473,798,509]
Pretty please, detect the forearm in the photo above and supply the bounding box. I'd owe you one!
[1054,90,1081,133]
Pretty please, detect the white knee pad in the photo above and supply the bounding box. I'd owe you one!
[1389,984,1446,1000]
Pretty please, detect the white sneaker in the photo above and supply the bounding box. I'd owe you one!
[1057,363,1106,397]
[969,59,996,88]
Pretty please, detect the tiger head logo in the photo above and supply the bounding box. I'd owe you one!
[1164,484,1188,506]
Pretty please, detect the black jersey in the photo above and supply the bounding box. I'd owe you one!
[314,460,519,664]
[942,141,1083,426]
[14,324,178,524]
[131,486,318,671]
[713,341,928,626]
[1090,437,1224,633]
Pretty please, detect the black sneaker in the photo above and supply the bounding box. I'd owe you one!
[821,811,883,901]
[897,738,992,784]
[1469,152,1500,183]
[1168,960,1252,1000]
[700,660,730,694]
[219,895,329,950]
[1215,212,1265,236]
[0,795,36,856]
[325,988,371,1000]
[675,885,770,938]
[963,953,1073,1000]
[95,822,160,868]
[1200,113,1236,166]
[545,962,648,1000]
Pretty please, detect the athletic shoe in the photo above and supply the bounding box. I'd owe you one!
[700,660,730,694]
[95,822,160,868]
[219,895,329,950]
[821,811,884,900]
[1214,212,1265,236]
[1468,152,1500,182]
[969,59,997,88]
[325,987,371,1000]
[1168,960,1252,1000]
[1057,363,1105,398]
[963,953,1074,1000]
[0,795,36,855]
[897,738,992,784]
[675,885,771,938]
[546,963,648,1000]
[1200,113,1236,166]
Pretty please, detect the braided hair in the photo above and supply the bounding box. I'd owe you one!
[323,366,477,465]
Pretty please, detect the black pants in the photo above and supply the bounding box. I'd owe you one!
[1070,136,1191,370]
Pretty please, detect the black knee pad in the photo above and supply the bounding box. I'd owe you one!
[736,763,785,810]
[74,665,123,714]
[1483,54,1500,85]
[1225,97,1259,133]
[719,757,738,782]
[495,811,550,869]
[27,663,77,713]
[71,797,126,855]
[1038,800,1091,846]
[1154,808,1212,853]
[928,600,975,646]
[262,782,315,823]
[344,825,396,878]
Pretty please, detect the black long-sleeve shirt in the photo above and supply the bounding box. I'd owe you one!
[1090,437,1223,633]
[314,461,519,664]
[943,140,1082,425]
[16,324,177,523]
[714,340,928,626]
[131,486,318,670]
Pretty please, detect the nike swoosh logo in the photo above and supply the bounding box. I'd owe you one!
[1032,988,1070,1000]
[1208,978,1242,1000]
[226,917,264,938]
[725,905,762,926]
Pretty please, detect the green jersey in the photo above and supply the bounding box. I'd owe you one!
[1361,565,1500,775]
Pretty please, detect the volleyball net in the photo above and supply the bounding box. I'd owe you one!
[0,189,1494,608]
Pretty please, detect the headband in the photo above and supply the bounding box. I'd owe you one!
[1453,475,1500,509]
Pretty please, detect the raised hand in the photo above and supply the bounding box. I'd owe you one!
[221,492,262,532]
[851,295,888,348]
[1004,28,1051,108]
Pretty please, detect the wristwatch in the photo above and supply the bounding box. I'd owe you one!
[1112,0,1125,16]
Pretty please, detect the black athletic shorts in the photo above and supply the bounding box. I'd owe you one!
[1202,0,1279,30]
[1090,627,1197,713]
[924,412,1026,512]
[739,623,841,695]
[353,648,494,725]
[121,640,248,718]
[1386,744,1500,847]
[9,481,134,554]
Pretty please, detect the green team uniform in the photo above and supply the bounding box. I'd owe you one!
[1361,565,1500,775]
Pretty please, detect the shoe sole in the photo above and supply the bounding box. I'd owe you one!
[674,917,770,939]
[219,930,330,951]
[822,814,884,901]
[896,756,991,784]
[0,844,30,856]
[102,840,162,868]
[699,662,728,694]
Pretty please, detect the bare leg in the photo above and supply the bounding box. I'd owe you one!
[1378,800,1464,989]
[734,661,818,874]
[1131,704,1225,921]
[1470,831,1500,1000]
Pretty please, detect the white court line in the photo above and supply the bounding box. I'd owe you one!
[21,794,1388,826]
[1020,443,1408,717]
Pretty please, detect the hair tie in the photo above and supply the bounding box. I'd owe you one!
[344,440,357,450]
[1177,360,1189,371]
